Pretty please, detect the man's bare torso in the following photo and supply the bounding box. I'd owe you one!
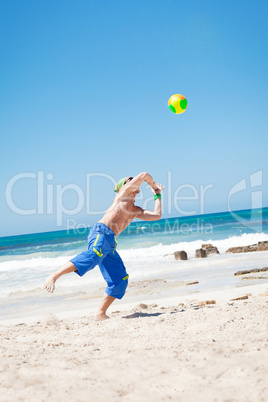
[99,193,138,236]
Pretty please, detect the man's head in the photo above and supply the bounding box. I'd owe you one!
[114,177,133,193]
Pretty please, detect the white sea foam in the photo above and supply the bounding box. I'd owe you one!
[1,232,267,299]
[1,232,267,272]
[119,232,268,261]
[0,256,76,272]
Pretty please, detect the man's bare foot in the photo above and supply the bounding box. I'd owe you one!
[94,312,110,321]
[43,274,56,293]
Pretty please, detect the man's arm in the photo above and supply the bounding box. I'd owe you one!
[135,205,161,221]
[135,183,164,221]
[123,172,158,194]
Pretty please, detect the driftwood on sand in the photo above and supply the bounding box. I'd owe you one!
[234,267,268,276]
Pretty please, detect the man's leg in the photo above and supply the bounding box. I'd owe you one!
[43,261,77,293]
[43,233,107,294]
[94,293,116,321]
[95,250,128,321]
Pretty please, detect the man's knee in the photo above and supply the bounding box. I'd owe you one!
[70,248,100,277]
[106,278,128,299]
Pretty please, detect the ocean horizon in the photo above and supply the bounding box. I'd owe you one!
[1,206,267,251]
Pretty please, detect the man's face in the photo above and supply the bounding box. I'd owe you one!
[132,188,140,196]
[123,176,139,197]
[132,188,140,197]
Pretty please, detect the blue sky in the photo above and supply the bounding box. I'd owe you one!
[0,0,267,236]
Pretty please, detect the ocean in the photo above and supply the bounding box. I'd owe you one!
[1,207,268,322]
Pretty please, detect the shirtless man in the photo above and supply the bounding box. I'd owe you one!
[44,172,164,320]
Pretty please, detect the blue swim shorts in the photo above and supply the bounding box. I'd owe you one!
[70,222,129,299]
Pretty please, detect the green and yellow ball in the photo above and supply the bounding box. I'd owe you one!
[168,94,188,114]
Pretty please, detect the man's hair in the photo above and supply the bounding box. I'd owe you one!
[124,177,133,184]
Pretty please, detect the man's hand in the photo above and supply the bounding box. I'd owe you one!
[151,183,165,194]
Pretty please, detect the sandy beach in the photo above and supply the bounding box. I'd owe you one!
[1,280,268,402]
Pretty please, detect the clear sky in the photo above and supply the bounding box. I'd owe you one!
[0,0,267,236]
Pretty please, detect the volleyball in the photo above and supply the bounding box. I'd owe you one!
[168,94,188,114]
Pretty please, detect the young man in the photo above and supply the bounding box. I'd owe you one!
[44,172,164,320]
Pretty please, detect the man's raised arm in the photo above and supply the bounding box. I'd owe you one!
[124,172,158,193]
[135,182,165,221]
